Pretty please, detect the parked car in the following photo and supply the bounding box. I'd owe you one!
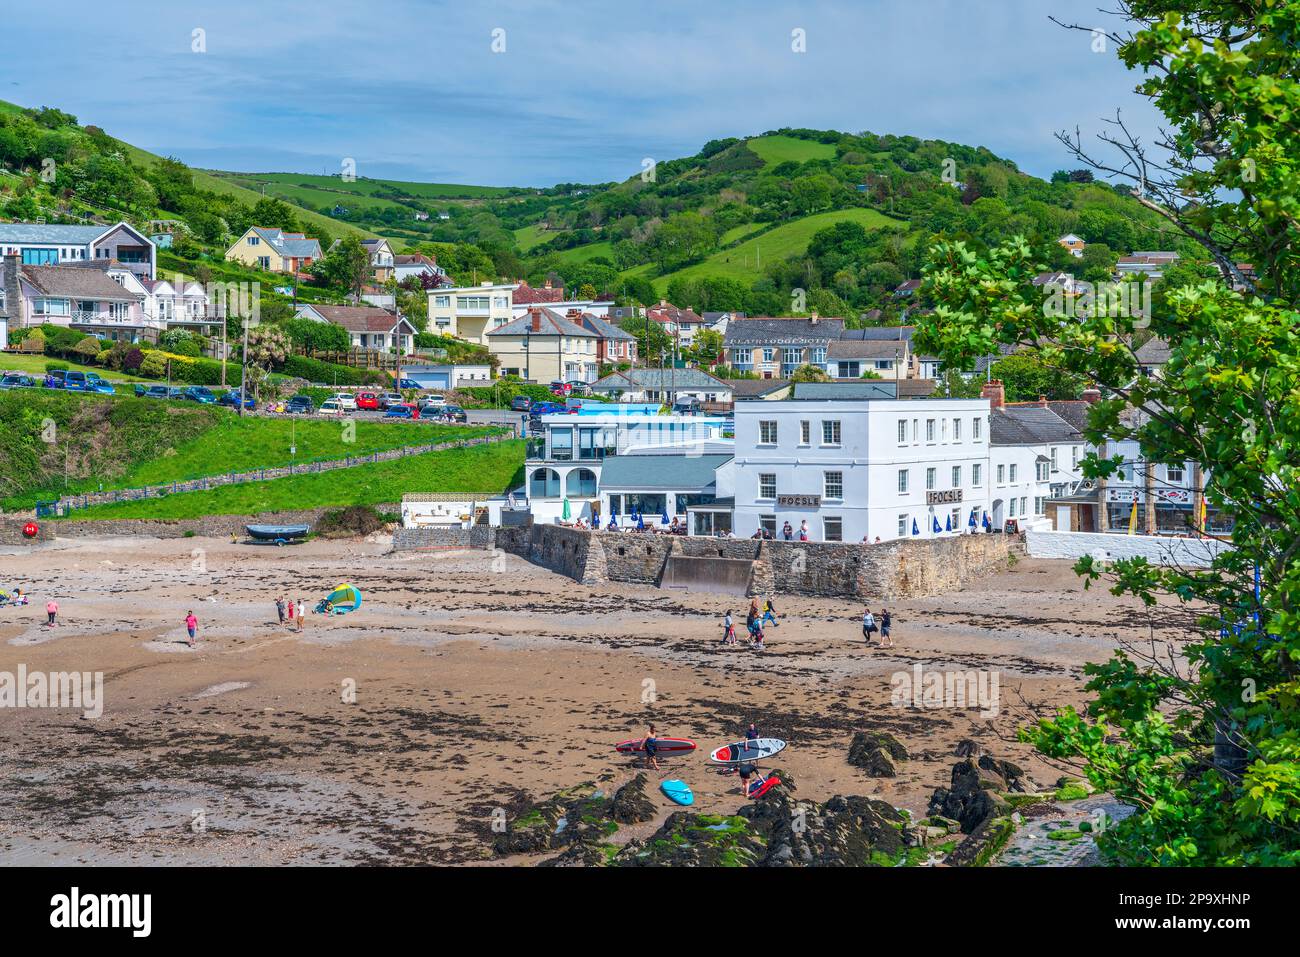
[439,404,468,423]
[378,392,404,410]
[383,403,420,419]
[182,386,217,404]
[355,391,380,411]
[43,370,68,389]
[533,401,570,416]
[218,389,256,410]
[64,371,87,391]
[396,377,422,390]
[565,380,592,396]
[285,395,315,415]
[133,383,147,397]
[330,393,358,412]
[0,373,36,389]
[86,380,117,395]
[549,380,572,397]
[144,385,172,400]
[511,395,533,413]
[672,396,701,415]
[318,399,345,415]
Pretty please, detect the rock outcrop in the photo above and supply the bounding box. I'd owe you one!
[848,731,909,778]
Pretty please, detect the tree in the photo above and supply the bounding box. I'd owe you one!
[916,1,1300,866]
[789,363,830,383]
[989,350,1084,402]
[310,235,370,298]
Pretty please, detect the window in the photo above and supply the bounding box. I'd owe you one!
[1021,496,1028,515]
[760,515,777,538]
[1051,447,1059,472]
[951,466,961,487]
[759,420,778,444]
[811,347,827,364]
[874,359,893,370]
[248,236,260,245]
[898,514,909,537]
[762,348,775,363]
[912,419,919,443]
[1009,498,1017,517]
[1034,496,1045,515]
[897,420,907,444]
[1009,464,1018,483]
[566,468,597,497]
[898,469,909,493]
[550,428,573,460]
[1072,446,1080,468]
[529,468,560,498]
[926,468,936,490]
[823,516,843,542]
[953,419,962,441]
[822,420,841,445]
[997,464,1006,484]
[824,471,843,500]
[973,417,982,440]
[800,420,810,445]
[782,347,801,366]
[926,419,936,442]
[759,474,776,499]
[1166,463,1185,484]
[972,463,983,486]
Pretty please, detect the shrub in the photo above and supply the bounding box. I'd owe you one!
[314,505,386,538]
[73,336,102,360]
[44,361,68,373]
[281,354,386,386]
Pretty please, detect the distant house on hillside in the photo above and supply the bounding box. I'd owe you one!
[225,227,322,274]
[1058,234,1086,258]
[1116,251,1179,280]
[722,315,844,378]
[893,278,922,299]
[646,300,706,346]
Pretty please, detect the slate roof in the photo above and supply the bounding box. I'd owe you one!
[827,339,909,359]
[305,304,412,333]
[591,368,730,392]
[21,264,142,301]
[840,324,914,342]
[722,317,845,347]
[989,405,1081,446]
[792,381,899,400]
[0,223,117,244]
[488,307,593,337]
[597,453,732,492]
[728,378,790,398]
[250,227,321,259]
[1135,337,1171,365]
[578,314,634,341]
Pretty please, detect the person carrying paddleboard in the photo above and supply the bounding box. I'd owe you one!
[640,723,661,771]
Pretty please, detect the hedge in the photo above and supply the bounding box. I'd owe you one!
[281,354,388,386]
[138,350,242,386]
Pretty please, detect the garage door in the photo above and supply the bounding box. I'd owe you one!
[406,371,450,390]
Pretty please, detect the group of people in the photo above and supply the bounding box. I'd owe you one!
[861,607,893,647]
[721,598,779,649]
[275,596,307,632]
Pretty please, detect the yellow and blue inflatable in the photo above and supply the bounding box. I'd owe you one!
[317,583,362,615]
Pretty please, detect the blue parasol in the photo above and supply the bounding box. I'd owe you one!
[608,514,618,530]
[982,511,991,531]
[932,515,942,533]
[912,518,919,536]
[945,514,952,532]
[968,509,977,528]
[637,513,646,530]
[660,510,670,525]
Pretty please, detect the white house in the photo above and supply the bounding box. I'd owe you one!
[294,303,416,353]
[427,282,515,343]
[0,221,156,279]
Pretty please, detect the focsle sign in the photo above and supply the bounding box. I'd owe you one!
[926,489,963,505]
[777,494,821,507]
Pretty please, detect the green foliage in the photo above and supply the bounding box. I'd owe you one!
[280,354,387,386]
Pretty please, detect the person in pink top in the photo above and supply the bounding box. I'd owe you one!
[185,610,198,647]
[45,599,58,627]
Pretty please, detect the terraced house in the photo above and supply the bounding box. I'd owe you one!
[486,306,598,383]
[722,315,845,378]
[224,226,323,274]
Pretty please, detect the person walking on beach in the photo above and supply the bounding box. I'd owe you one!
[761,598,779,629]
[722,611,736,645]
[184,610,198,648]
[287,598,295,625]
[879,609,893,648]
[862,608,877,644]
[275,596,287,625]
[44,599,58,627]
[640,723,661,772]
[295,599,305,633]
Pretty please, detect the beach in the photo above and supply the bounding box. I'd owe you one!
[0,535,1195,865]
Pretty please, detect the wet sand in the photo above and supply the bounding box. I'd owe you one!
[0,535,1196,865]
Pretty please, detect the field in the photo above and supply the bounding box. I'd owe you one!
[629,206,904,294]
[746,134,839,165]
[55,438,524,519]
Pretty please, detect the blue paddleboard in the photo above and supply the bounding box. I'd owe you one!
[660,779,694,806]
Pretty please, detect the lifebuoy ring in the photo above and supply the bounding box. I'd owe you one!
[22,522,38,538]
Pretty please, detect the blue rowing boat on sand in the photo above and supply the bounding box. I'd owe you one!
[245,524,310,545]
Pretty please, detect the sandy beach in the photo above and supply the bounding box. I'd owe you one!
[0,534,1196,865]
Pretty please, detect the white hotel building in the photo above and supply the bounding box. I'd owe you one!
[731,385,1085,542]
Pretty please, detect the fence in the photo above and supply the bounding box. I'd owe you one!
[38,430,513,517]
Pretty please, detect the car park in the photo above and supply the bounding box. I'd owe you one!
[286,395,314,414]
[383,403,420,419]
[355,391,380,411]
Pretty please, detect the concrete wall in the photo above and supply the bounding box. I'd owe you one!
[496,525,1021,599]
[45,504,400,540]
[0,519,55,545]
[392,525,494,550]
[1025,529,1230,568]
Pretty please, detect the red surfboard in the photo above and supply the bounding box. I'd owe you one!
[747,773,781,799]
[615,737,696,755]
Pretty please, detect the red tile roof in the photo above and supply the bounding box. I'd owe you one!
[512,279,565,304]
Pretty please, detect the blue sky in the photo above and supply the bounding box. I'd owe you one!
[0,0,1161,188]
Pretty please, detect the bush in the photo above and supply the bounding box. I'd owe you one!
[44,361,68,373]
[73,336,102,360]
[281,354,387,386]
[314,505,387,538]
[138,350,240,385]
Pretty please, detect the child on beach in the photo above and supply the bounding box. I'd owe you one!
[44,599,58,627]
[761,598,779,628]
[185,610,198,647]
[722,611,736,645]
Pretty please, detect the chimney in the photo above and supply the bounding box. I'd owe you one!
[659,299,667,307]
[810,312,819,325]
[981,379,1005,409]
[543,279,552,289]
[1037,394,1048,407]
[1082,387,1101,404]
[530,307,542,333]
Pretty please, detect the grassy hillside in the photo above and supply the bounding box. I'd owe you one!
[746,134,837,165]
[0,389,487,510]
[58,439,525,519]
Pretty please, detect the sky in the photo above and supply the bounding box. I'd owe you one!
[0,0,1164,188]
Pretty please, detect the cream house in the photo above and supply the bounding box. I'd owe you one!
[225,227,323,274]
[487,306,598,383]
[427,281,515,343]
